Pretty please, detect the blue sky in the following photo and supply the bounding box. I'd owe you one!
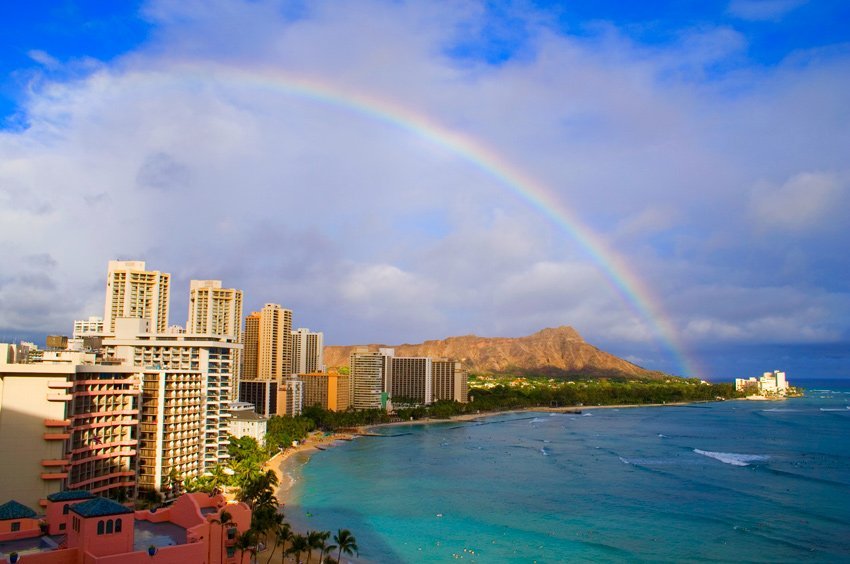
[1,0,849,379]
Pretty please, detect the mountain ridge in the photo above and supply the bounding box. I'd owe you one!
[323,326,668,379]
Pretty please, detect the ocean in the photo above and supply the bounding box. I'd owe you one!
[283,379,850,562]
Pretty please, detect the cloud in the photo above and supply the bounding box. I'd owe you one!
[727,0,807,22]
[28,50,60,69]
[0,0,848,377]
[750,171,843,231]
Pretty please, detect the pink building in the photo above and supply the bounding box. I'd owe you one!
[0,492,252,564]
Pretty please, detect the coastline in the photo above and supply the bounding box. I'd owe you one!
[269,400,715,503]
[262,399,721,562]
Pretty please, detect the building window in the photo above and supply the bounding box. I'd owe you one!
[63,503,70,514]
[115,518,122,533]
[106,520,113,534]
[97,520,104,535]
[11,522,20,532]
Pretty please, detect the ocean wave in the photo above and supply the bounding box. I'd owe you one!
[582,412,593,417]
[540,447,551,456]
[819,408,849,412]
[657,433,667,438]
[761,408,801,412]
[694,449,769,466]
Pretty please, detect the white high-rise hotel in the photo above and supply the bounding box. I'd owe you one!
[291,328,324,375]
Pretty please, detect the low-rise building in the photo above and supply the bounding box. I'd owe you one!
[227,402,267,446]
[0,491,251,563]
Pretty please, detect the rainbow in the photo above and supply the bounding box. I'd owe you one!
[175,63,699,377]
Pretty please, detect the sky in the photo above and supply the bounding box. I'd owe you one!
[1,0,849,380]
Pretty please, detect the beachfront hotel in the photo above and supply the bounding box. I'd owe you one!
[350,348,393,410]
[298,370,351,411]
[0,356,142,509]
[0,490,252,563]
[735,370,791,397]
[432,359,469,404]
[291,328,324,375]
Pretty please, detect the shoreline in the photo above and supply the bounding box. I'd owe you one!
[264,400,722,561]
[269,399,718,504]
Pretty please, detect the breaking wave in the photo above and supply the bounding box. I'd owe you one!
[694,449,770,466]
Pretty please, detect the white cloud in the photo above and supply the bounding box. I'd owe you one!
[750,171,843,231]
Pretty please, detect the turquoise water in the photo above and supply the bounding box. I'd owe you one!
[285,379,850,562]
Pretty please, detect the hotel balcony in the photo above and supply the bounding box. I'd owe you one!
[47,393,72,402]
[44,418,71,427]
[43,432,71,440]
[41,459,70,468]
[40,471,69,480]
[47,380,73,389]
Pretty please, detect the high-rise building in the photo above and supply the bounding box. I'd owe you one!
[0,355,143,508]
[103,261,170,334]
[243,312,260,381]
[102,318,239,484]
[390,357,433,405]
[350,348,393,410]
[138,370,203,497]
[187,280,243,400]
[299,371,350,412]
[432,360,469,403]
[291,328,324,375]
[243,304,292,381]
[187,280,243,339]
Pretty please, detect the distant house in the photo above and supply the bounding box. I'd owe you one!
[0,491,252,563]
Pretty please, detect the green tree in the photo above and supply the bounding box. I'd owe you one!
[287,533,309,564]
[332,529,358,564]
[266,519,292,564]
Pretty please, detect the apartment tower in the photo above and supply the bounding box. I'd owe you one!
[187,280,243,400]
[350,348,393,410]
[243,304,292,381]
[103,260,170,334]
[291,328,324,375]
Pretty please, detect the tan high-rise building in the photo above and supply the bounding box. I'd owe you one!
[243,312,260,381]
[103,260,170,334]
[243,304,292,381]
[187,280,243,400]
[299,370,351,412]
[432,360,469,403]
[187,280,243,339]
[291,328,324,375]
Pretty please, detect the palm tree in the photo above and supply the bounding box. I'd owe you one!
[332,529,358,564]
[266,519,292,564]
[235,528,259,564]
[305,530,324,564]
[314,531,331,563]
[287,534,309,564]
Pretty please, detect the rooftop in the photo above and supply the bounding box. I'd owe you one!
[70,497,133,518]
[46,490,96,502]
[0,500,37,521]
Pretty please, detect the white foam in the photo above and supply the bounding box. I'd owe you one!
[694,449,769,466]
[619,456,630,464]
[819,408,847,412]
[762,408,800,412]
